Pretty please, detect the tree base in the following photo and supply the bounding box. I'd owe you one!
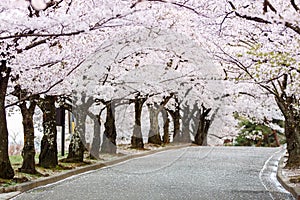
[88,154,99,160]
[101,140,117,154]
[39,151,58,168]
[131,136,144,149]
[18,168,37,174]
[66,149,84,163]
[39,135,58,168]
[0,161,14,179]
[66,131,85,163]
[148,135,162,145]
[285,156,300,169]
[62,157,84,163]
[20,148,36,174]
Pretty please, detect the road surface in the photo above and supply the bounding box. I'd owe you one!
[13,146,294,200]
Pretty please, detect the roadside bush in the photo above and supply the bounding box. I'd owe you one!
[233,114,285,147]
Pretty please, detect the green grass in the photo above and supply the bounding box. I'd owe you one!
[9,154,40,166]
[9,153,68,165]
[9,155,23,165]
[0,180,17,187]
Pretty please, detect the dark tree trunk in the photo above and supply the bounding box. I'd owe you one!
[38,96,58,168]
[12,85,37,174]
[89,114,101,159]
[161,109,170,144]
[276,96,300,168]
[19,100,37,174]
[285,116,300,167]
[147,104,162,145]
[65,95,95,162]
[66,127,85,162]
[101,101,117,154]
[66,112,87,162]
[0,60,14,179]
[194,105,211,146]
[66,95,94,162]
[131,96,147,149]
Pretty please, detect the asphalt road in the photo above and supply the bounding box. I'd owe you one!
[13,146,294,200]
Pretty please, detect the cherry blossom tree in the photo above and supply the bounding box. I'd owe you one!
[71,24,221,151]
[1,0,215,178]
[136,0,300,167]
[12,85,38,173]
[213,0,300,168]
[0,0,144,176]
[4,0,294,179]
[103,27,221,146]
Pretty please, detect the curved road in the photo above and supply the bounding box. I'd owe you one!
[13,146,294,200]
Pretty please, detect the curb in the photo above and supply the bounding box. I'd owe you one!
[277,151,300,200]
[0,144,192,199]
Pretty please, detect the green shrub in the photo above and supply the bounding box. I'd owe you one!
[233,113,285,147]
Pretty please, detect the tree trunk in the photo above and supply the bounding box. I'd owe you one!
[161,109,170,144]
[101,101,117,154]
[194,105,211,146]
[66,112,86,162]
[12,85,37,173]
[147,104,162,145]
[167,98,181,143]
[19,101,37,174]
[275,96,300,168]
[285,116,300,167]
[181,104,191,143]
[38,96,58,168]
[194,118,211,145]
[0,60,14,179]
[168,109,181,143]
[66,95,94,162]
[131,97,146,149]
[89,114,101,159]
[66,127,85,162]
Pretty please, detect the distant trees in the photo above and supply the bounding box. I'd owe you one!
[145,0,300,168]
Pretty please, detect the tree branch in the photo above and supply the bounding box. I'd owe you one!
[263,0,277,14]
[291,0,300,12]
[131,0,207,17]
[16,37,50,53]
[285,21,300,35]
[5,59,85,108]
[0,30,84,40]
[235,12,271,24]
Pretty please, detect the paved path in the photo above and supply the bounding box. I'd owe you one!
[13,146,294,200]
